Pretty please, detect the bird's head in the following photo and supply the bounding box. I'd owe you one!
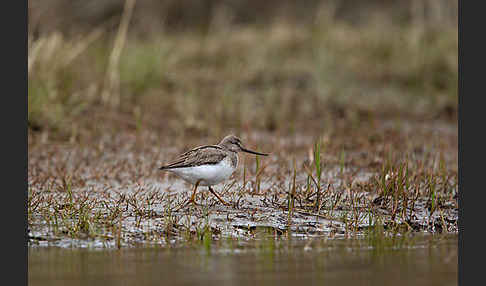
[219,135,268,156]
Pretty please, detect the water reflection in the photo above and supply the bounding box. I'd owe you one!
[29,234,457,286]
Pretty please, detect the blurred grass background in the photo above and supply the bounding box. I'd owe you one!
[28,0,457,142]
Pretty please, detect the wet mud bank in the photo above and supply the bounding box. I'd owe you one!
[28,120,457,248]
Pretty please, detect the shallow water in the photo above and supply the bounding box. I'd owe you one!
[29,234,457,286]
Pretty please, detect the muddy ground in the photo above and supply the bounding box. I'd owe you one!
[28,116,457,248]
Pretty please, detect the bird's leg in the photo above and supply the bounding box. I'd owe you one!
[208,186,230,206]
[189,181,201,205]
[172,181,202,212]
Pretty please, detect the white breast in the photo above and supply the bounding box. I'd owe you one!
[169,156,236,186]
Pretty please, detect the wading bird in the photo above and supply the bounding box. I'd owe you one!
[159,135,268,205]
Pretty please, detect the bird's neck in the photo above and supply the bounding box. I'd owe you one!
[229,152,238,168]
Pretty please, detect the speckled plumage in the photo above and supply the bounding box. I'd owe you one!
[159,145,236,170]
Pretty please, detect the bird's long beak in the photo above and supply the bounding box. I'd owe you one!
[240,146,269,156]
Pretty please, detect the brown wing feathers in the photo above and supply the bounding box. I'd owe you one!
[159,145,227,170]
